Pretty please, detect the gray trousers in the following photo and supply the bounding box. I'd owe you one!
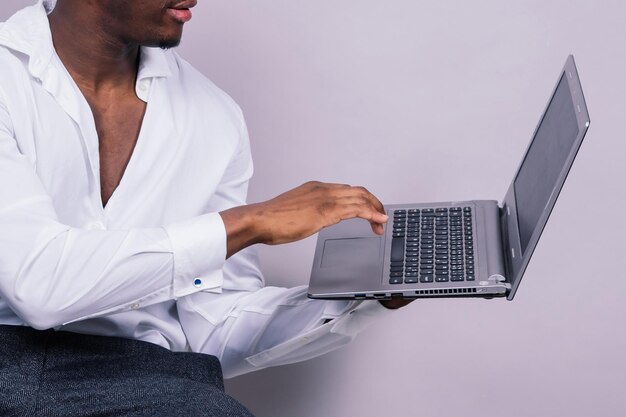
[0,325,254,417]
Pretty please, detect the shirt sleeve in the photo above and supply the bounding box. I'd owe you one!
[176,117,395,378]
[177,249,394,379]
[0,94,227,330]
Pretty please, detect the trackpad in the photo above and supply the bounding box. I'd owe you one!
[321,237,381,268]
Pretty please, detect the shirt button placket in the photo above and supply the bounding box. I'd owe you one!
[86,221,106,230]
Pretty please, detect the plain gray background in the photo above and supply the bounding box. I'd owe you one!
[2,1,625,416]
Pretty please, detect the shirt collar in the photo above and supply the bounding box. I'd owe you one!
[0,0,172,82]
[138,46,173,82]
[0,1,55,80]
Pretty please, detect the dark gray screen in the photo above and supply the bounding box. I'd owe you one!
[514,74,579,255]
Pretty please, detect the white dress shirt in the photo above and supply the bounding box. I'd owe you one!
[0,1,390,378]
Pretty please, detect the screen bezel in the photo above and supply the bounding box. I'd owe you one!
[502,55,590,300]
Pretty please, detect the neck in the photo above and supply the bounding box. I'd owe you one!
[48,2,139,95]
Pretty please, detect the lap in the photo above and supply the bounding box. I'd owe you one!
[0,325,254,417]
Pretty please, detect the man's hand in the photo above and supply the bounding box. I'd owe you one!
[379,298,414,309]
[220,181,389,257]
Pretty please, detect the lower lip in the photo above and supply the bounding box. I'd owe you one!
[167,8,193,23]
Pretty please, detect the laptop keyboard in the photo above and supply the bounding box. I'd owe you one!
[389,207,475,284]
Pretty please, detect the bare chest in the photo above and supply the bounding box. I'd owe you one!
[86,95,147,207]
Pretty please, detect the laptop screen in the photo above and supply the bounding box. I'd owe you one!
[513,73,580,256]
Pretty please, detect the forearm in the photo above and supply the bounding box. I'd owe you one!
[178,285,394,378]
[220,181,389,259]
[1,212,226,329]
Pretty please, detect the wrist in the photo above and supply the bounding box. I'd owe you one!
[219,204,263,258]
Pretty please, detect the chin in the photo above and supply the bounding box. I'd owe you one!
[158,37,182,49]
[138,34,181,49]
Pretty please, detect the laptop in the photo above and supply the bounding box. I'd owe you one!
[308,55,590,301]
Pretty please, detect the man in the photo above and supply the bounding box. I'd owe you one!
[0,0,410,415]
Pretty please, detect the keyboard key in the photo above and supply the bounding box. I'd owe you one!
[391,238,404,262]
[420,274,434,283]
[390,272,403,278]
[390,266,403,272]
[389,277,403,284]
[405,276,418,283]
[435,276,449,282]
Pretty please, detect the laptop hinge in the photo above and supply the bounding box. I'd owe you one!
[498,202,514,282]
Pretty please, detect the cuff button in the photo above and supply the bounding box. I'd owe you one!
[193,278,203,288]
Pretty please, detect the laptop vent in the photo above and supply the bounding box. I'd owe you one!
[414,288,477,296]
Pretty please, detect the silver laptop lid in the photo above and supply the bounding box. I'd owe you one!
[502,55,590,300]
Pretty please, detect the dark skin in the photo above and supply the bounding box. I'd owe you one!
[48,0,411,309]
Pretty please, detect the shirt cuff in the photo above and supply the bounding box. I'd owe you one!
[329,300,395,338]
[165,212,227,298]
